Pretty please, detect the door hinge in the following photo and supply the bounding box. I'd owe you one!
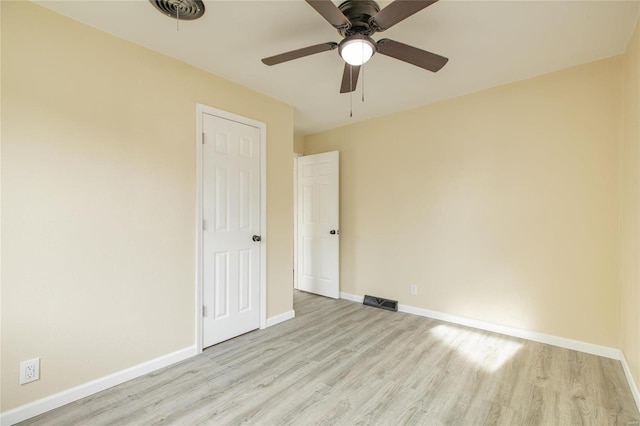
[202,306,206,317]
[202,219,206,231]
[202,132,205,144]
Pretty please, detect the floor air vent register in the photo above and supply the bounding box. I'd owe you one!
[363,295,398,312]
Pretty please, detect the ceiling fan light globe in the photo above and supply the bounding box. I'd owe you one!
[339,37,375,66]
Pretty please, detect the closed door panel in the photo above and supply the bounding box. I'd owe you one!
[203,113,260,348]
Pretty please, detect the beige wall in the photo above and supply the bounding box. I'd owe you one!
[1,1,293,411]
[294,134,305,155]
[0,0,4,411]
[305,57,623,348]
[622,18,640,388]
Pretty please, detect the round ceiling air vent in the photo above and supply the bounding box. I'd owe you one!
[149,0,205,21]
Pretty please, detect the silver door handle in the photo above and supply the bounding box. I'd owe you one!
[252,235,261,242]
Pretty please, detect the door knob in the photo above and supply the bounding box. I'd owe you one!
[330,230,339,235]
[252,235,261,242]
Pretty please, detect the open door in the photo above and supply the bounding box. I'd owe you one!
[297,151,339,299]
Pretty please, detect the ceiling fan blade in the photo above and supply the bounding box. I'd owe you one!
[262,42,338,66]
[306,0,351,29]
[376,39,448,72]
[372,0,438,32]
[340,64,361,93]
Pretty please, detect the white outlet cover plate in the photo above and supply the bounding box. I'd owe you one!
[20,358,40,385]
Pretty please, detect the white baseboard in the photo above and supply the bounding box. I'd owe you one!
[399,303,620,359]
[0,346,196,426]
[340,292,620,360]
[620,351,640,412]
[266,310,295,328]
[340,292,364,303]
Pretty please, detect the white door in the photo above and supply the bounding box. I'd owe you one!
[297,151,340,299]
[202,113,261,348]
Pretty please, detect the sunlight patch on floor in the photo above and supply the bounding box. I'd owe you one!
[429,324,522,372]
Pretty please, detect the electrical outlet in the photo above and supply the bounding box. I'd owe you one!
[410,284,418,295]
[20,358,40,385]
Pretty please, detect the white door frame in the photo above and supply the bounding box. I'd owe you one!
[293,153,302,290]
[195,103,267,354]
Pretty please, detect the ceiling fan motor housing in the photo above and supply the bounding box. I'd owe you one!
[338,0,381,37]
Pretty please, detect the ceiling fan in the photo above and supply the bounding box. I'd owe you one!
[261,0,449,94]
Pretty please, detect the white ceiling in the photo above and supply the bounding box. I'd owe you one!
[35,0,640,135]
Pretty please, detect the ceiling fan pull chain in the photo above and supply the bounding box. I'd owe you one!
[362,63,365,103]
[350,65,353,117]
[176,0,180,31]
[361,42,365,103]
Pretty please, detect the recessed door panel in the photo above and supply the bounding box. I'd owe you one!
[303,236,313,277]
[239,169,251,230]
[239,137,252,159]
[303,185,314,224]
[215,167,229,232]
[238,248,251,312]
[215,132,229,154]
[214,251,229,319]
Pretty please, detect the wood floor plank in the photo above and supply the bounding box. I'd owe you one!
[19,290,640,426]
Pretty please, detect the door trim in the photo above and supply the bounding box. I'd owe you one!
[293,153,302,290]
[195,104,267,354]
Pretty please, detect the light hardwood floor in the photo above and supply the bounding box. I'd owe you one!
[21,291,640,425]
